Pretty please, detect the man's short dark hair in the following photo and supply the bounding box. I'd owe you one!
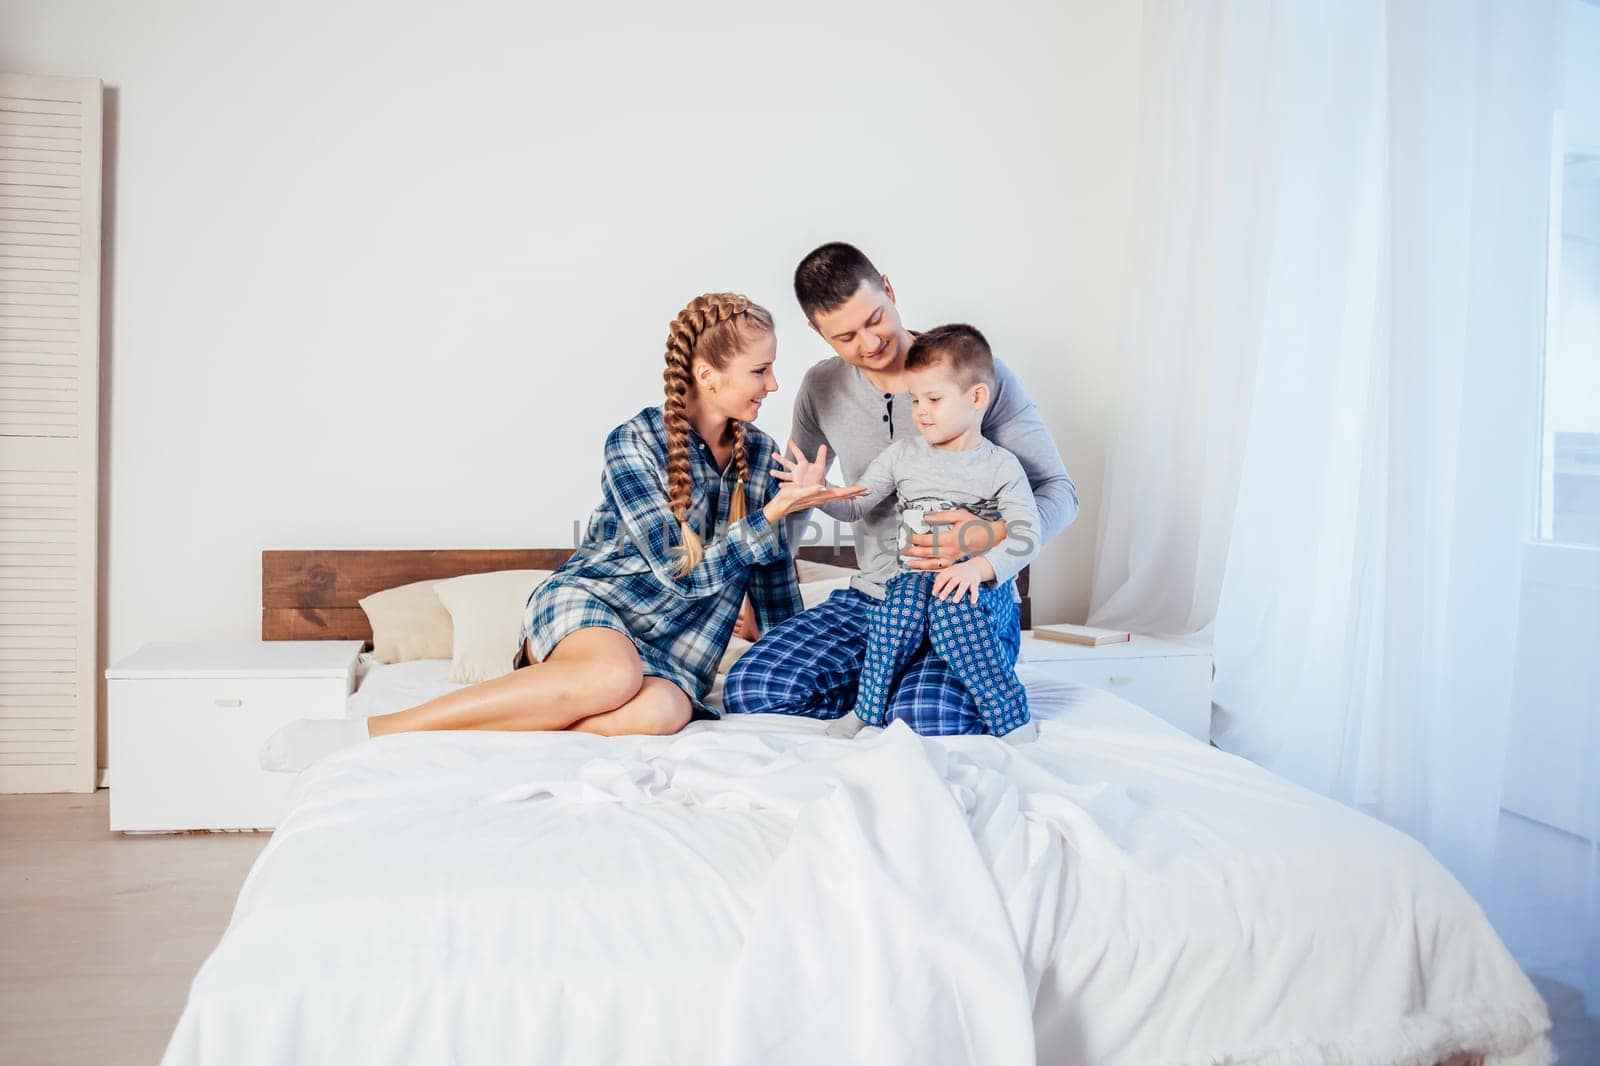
[905,324,995,390]
[794,242,883,321]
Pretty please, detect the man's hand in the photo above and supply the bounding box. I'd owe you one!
[732,596,760,642]
[931,558,995,605]
[903,510,1006,571]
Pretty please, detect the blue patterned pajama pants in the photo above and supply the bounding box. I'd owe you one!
[852,573,1030,736]
[723,580,1026,737]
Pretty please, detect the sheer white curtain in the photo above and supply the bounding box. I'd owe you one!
[1083,2,1279,636]
[1089,0,1595,1006]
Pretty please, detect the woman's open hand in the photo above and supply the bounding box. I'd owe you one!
[763,480,868,523]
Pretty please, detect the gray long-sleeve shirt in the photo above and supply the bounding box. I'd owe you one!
[819,435,1041,597]
[790,355,1078,600]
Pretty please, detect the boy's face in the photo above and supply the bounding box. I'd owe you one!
[907,363,987,446]
[808,277,907,373]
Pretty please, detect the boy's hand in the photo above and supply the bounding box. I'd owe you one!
[770,441,831,490]
[904,511,1006,571]
[931,558,995,605]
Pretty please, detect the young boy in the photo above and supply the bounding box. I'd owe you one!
[814,324,1041,742]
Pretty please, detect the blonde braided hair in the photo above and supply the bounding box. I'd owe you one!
[662,292,774,576]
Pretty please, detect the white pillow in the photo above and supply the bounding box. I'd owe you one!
[358,579,454,663]
[718,635,755,675]
[346,657,460,719]
[800,574,854,609]
[432,569,554,684]
[795,559,856,584]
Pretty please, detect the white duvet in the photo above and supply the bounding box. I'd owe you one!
[164,671,1551,1065]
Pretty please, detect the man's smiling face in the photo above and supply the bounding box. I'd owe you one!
[809,277,908,373]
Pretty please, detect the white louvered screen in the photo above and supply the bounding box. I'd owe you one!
[0,74,101,793]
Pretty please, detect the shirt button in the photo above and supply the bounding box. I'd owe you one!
[883,392,892,399]
[882,414,889,422]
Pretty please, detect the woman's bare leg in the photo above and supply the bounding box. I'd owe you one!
[366,628,644,737]
[568,676,692,738]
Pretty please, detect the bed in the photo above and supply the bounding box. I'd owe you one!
[160,549,1551,1065]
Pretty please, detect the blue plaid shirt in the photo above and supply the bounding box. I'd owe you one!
[545,406,803,702]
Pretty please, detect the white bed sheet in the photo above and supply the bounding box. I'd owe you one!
[166,670,1551,1065]
[345,655,459,719]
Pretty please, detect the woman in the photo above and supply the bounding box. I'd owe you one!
[262,293,861,771]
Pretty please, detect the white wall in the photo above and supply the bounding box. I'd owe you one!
[0,0,1144,769]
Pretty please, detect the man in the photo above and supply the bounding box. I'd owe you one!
[723,242,1078,732]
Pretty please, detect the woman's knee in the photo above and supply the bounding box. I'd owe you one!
[588,657,645,709]
[627,679,692,736]
[547,629,645,708]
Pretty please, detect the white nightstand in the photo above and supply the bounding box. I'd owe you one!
[107,640,363,832]
[1017,631,1213,741]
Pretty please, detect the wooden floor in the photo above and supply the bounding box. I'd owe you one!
[0,790,269,1066]
[1,789,1596,1065]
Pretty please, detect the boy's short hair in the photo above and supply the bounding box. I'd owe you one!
[905,324,995,390]
[794,242,883,321]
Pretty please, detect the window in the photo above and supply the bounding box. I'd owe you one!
[1538,4,1600,547]
[1540,132,1600,546]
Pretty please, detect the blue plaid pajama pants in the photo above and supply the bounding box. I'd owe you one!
[723,578,1026,737]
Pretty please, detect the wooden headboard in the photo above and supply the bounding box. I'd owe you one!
[262,547,1031,643]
